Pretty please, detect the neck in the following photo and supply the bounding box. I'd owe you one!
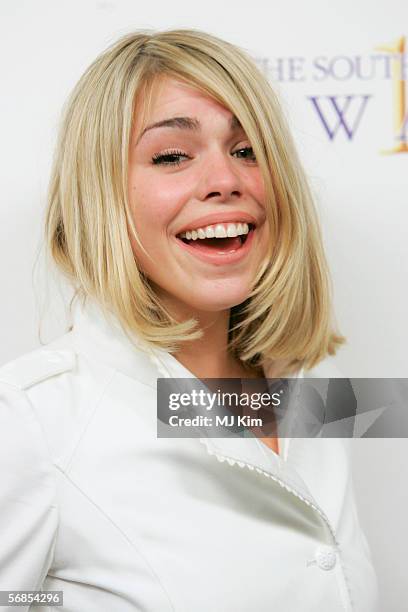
[155,293,255,379]
[176,310,239,379]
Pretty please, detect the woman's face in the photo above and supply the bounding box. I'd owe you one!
[128,76,270,316]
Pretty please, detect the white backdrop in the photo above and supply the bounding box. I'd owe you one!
[0,1,407,609]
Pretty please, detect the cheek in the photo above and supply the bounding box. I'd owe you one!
[128,170,189,231]
[250,171,266,205]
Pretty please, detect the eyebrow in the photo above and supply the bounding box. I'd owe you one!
[136,114,243,144]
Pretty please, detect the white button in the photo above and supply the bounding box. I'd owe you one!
[315,546,337,571]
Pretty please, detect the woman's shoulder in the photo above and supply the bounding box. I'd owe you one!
[0,328,120,393]
[0,335,76,391]
[0,332,116,466]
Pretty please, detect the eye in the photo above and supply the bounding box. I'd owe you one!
[151,149,190,166]
[151,145,257,167]
[233,146,257,162]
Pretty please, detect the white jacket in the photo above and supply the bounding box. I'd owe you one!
[0,301,379,611]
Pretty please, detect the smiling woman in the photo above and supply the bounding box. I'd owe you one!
[44,29,345,380]
[0,28,380,612]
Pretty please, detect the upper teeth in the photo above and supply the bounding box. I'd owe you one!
[180,222,251,240]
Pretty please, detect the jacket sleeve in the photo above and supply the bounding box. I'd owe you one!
[0,381,58,603]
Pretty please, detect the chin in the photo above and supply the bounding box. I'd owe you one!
[188,288,252,312]
[153,278,254,316]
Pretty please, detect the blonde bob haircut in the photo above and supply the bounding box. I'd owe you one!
[45,28,345,374]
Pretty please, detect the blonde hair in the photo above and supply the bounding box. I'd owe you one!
[45,28,345,374]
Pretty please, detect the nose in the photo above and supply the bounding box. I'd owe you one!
[196,149,243,203]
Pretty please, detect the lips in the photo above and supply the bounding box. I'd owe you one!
[174,224,256,266]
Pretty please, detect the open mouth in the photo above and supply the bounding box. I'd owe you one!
[176,223,256,254]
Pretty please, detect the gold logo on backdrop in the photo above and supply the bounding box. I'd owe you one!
[376,36,408,154]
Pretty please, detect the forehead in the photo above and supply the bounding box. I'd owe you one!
[133,76,236,136]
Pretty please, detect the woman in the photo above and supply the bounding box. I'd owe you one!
[0,29,379,611]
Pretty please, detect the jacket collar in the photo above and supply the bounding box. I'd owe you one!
[69,299,322,512]
[70,298,184,388]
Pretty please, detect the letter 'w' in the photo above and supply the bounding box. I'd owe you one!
[308,95,372,140]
